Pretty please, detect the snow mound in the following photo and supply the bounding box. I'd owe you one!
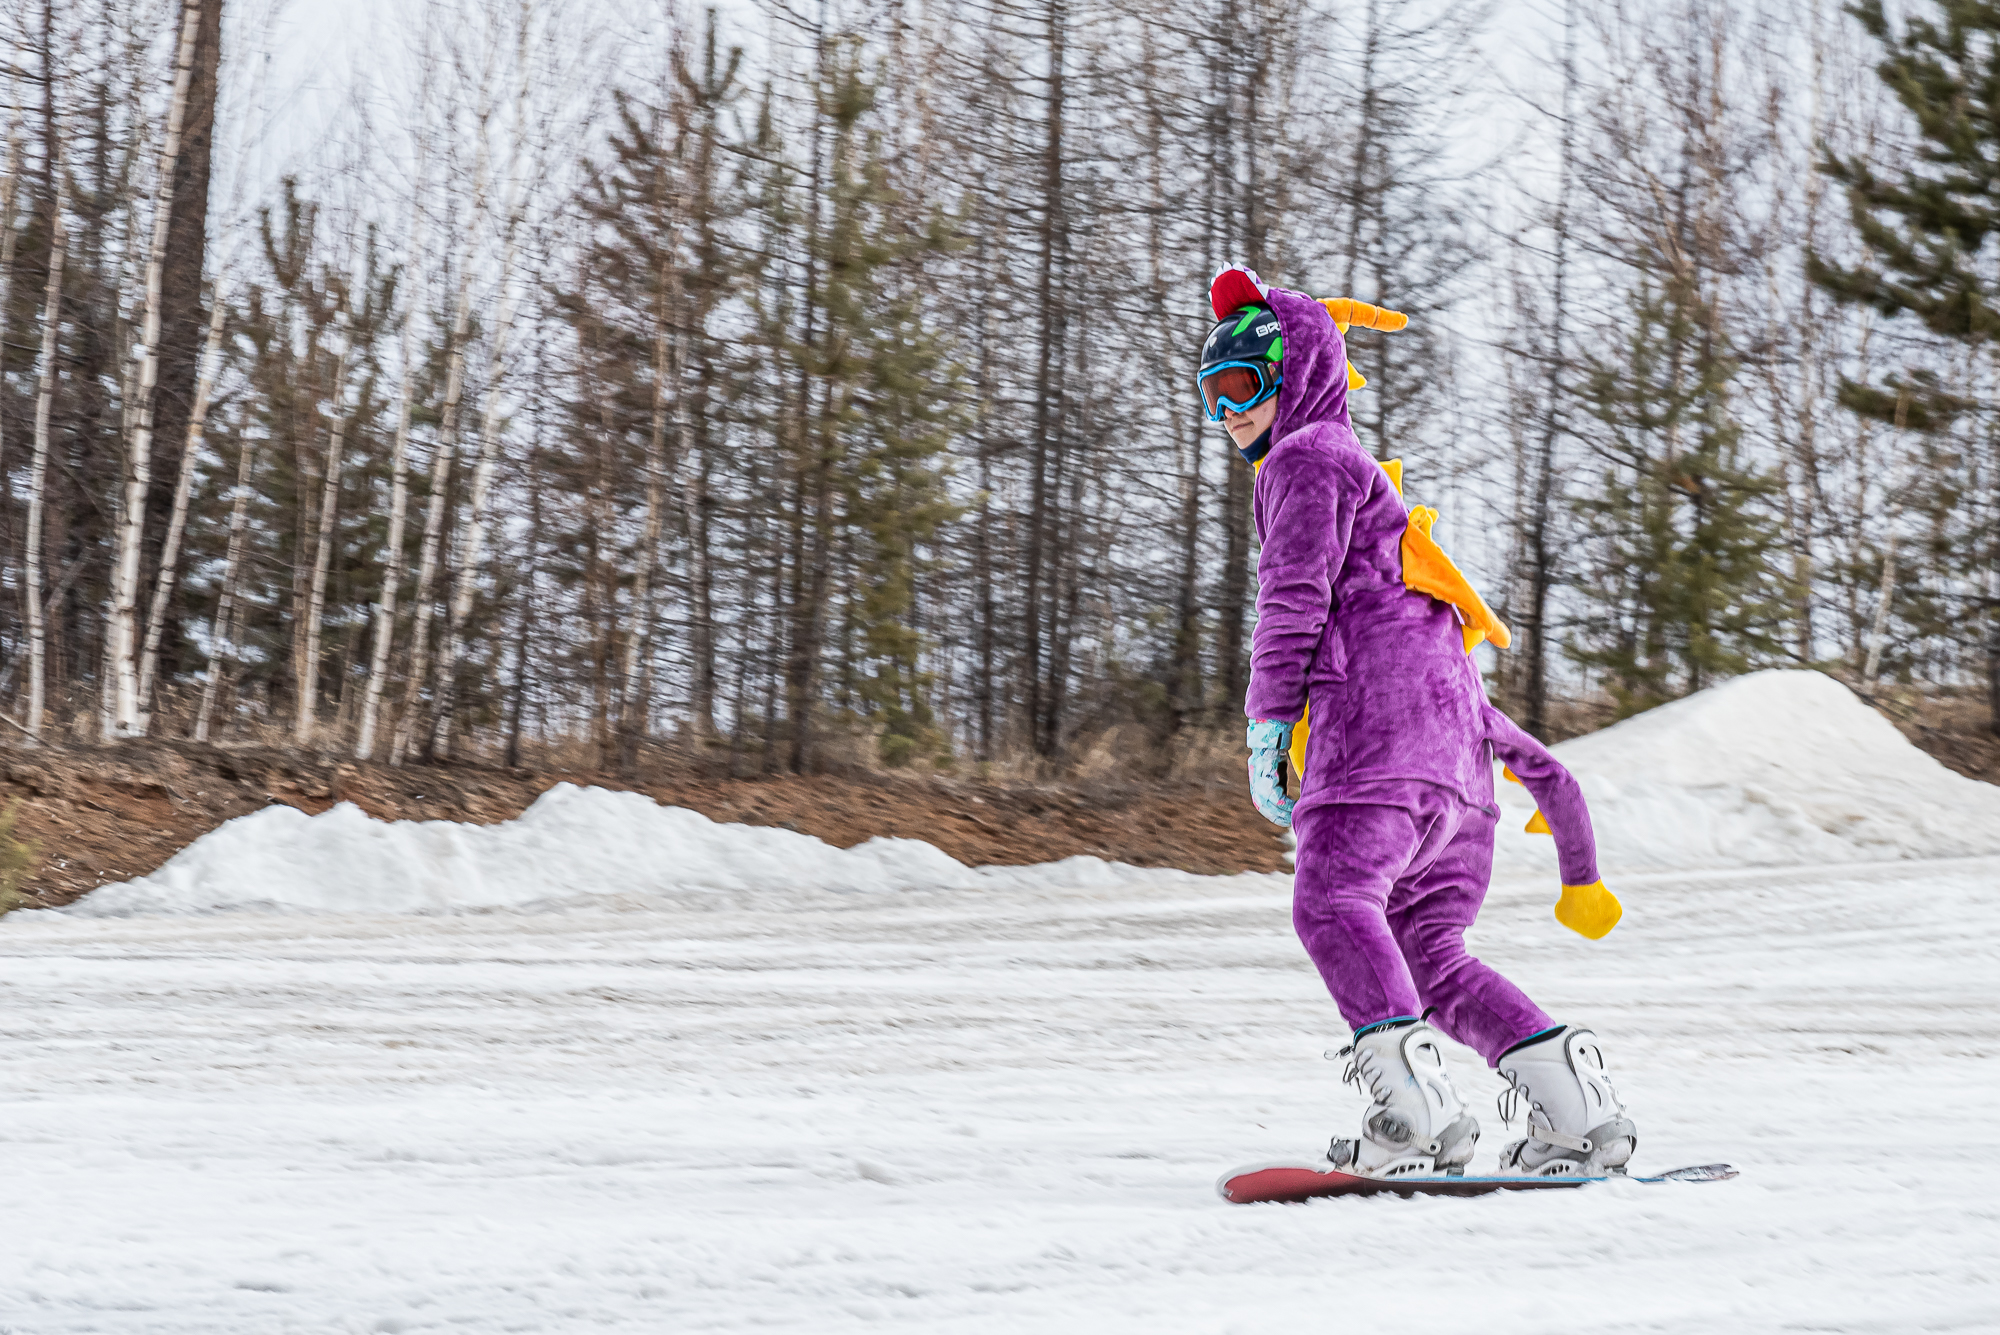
[67,783,1225,917]
[1494,669,2000,875]
[57,669,2000,916]
[70,784,986,915]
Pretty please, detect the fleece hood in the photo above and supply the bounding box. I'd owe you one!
[1264,286,1352,445]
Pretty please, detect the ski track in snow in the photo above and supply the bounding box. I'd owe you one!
[2,854,1997,1332]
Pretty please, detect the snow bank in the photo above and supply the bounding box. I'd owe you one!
[1495,668,2000,875]
[59,668,2000,916]
[66,783,1212,917]
[69,785,983,915]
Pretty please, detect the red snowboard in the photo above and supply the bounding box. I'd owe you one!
[1217,1161,1736,1203]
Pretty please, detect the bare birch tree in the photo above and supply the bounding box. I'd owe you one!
[433,3,535,757]
[356,155,430,760]
[135,286,226,724]
[391,37,499,765]
[24,164,69,744]
[107,0,205,737]
[296,301,354,742]
[0,119,21,519]
[193,426,261,743]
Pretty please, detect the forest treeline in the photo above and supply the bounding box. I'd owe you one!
[1,0,1996,777]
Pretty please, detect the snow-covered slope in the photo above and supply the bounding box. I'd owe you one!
[6,834,1997,1332]
[1494,669,2000,876]
[65,668,2000,916]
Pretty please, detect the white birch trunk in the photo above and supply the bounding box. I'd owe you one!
[296,308,355,744]
[356,159,431,760]
[390,242,482,766]
[0,123,21,497]
[431,210,524,756]
[104,350,142,740]
[23,170,69,745]
[135,287,225,726]
[392,311,478,763]
[194,433,261,743]
[389,368,463,764]
[0,124,22,702]
[674,337,706,736]
[109,0,204,738]
[100,64,158,739]
[392,56,499,766]
[620,252,675,741]
[430,6,534,759]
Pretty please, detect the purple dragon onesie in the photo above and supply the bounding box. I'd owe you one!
[1246,287,1601,1065]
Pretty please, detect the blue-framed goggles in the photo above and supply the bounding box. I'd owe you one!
[1198,359,1282,421]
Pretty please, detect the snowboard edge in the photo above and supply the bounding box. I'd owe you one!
[1216,1161,1737,1203]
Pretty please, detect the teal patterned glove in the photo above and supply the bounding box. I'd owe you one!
[1246,718,1295,827]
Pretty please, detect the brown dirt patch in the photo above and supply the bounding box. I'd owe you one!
[1863,686,2000,785]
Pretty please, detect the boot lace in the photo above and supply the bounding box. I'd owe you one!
[1333,1042,1390,1106]
[1496,1063,1536,1127]
[1496,1068,1526,1127]
[1496,1069,1566,1145]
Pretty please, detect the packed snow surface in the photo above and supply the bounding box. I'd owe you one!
[2,669,1997,1331]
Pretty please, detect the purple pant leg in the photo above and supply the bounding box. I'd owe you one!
[1289,800,1438,1031]
[1292,792,1554,1065]
[1386,804,1554,1065]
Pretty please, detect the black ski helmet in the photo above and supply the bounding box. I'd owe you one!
[1200,303,1286,374]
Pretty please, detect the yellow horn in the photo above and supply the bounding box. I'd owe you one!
[1321,297,1411,334]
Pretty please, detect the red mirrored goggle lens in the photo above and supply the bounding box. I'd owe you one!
[1200,364,1268,417]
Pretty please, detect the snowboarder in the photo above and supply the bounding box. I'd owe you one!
[1199,264,1636,1179]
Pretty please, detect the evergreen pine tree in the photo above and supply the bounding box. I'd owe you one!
[1812,0,2000,729]
[790,40,965,768]
[1570,270,1785,715]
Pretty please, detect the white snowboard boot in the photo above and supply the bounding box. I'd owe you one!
[1494,1026,1637,1177]
[1328,1022,1480,1178]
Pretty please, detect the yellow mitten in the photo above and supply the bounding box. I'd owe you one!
[1554,881,1623,940]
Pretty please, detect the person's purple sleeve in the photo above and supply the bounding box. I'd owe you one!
[1484,704,1600,887]
[1246,447,1358,722]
